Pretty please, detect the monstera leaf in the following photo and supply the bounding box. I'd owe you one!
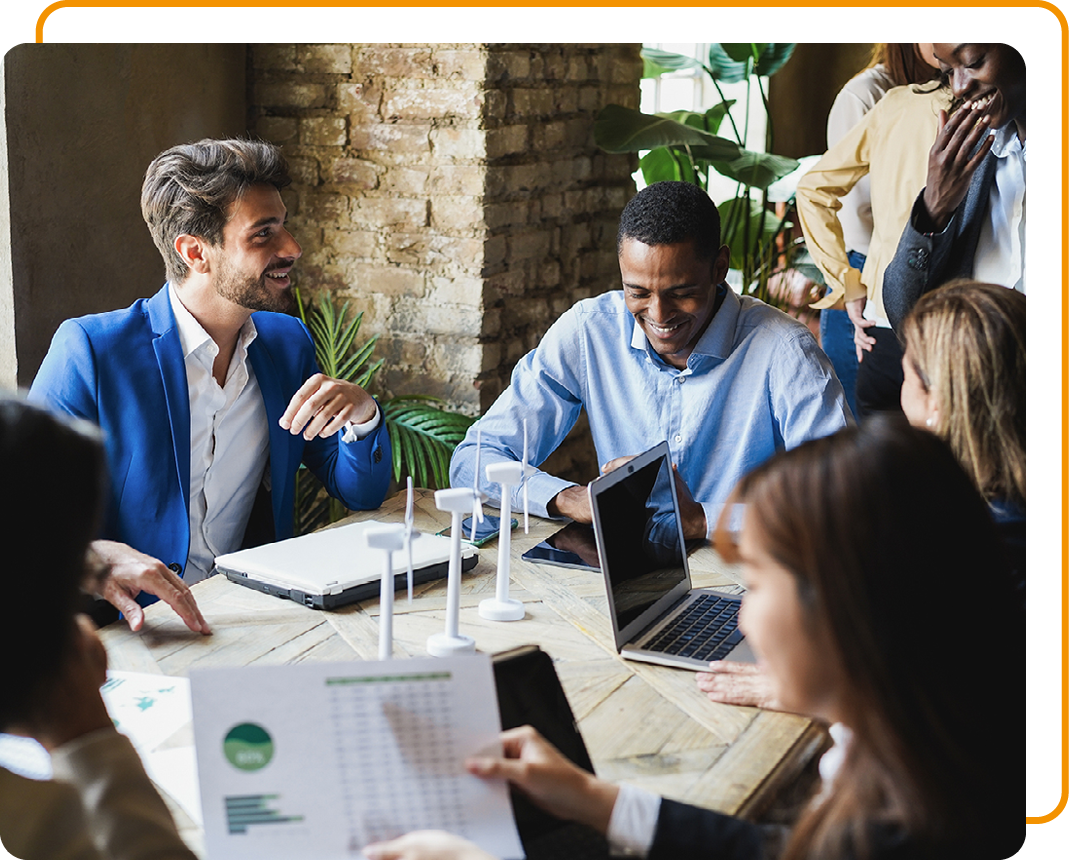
[593,104,741,159]
[710,151,799,191]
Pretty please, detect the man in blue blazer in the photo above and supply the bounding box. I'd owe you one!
[30,139,391,633]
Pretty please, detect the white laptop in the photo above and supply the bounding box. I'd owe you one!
[588,441,755,670]
[215,521,477,610]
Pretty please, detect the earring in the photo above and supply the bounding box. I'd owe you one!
[925,417,934,428]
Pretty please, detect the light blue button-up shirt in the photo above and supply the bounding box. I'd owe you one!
[450,287,850,536]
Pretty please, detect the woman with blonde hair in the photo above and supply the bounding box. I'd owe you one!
[899,280,1025,589]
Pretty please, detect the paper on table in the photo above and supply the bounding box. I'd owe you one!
[190,654,523,860]
[101,670,192,754]
[144,747,203,827]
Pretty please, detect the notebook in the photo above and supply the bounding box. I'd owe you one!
[492,645,610,860]
[214,520,478,610]
[588,441,755,670]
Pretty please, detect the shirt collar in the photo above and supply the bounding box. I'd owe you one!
[989,124,1024,159]
[168,282,258,360]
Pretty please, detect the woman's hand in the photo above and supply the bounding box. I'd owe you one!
[466,726,620,835]
[364,831,496,860]
[696,660,781,710]
[920,104,994,232]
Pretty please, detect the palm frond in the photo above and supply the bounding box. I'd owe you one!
[383,396,476,488]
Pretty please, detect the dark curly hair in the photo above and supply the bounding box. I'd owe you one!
[616,181,722,260]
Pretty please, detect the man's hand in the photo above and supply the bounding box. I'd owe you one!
[466,725,620,835]
[546,484,591,523]
[13,615,114,751]
[695,660,780,710]
[670,463,707,540]
[845,296,876,361]
[920,104,994,232]
[364,831,496,860]
[90,540,210,634]
[279,373,377,440]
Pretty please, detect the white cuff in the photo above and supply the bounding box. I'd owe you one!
[341,403,382,442]
[606,783,661,857]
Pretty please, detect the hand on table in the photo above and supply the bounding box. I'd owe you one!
[845,296,876,361]
[279,373,377,440]
[920,103,994,232]
[364,831,497,860]
[90,540,210,634]
[696,660,780,710]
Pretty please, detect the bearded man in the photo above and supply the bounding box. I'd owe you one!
[31,139,390,633]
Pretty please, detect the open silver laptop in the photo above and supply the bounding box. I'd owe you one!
[588,441,755,670]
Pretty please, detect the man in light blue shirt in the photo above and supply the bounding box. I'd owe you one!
[450,181,850,539]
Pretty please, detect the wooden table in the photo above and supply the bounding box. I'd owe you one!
[100,489,827,857]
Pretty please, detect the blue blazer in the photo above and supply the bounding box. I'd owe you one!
[29,285,391,578]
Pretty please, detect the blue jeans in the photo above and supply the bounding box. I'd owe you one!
[818,250,864,420]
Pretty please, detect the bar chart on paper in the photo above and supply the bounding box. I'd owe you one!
[190,656,523,860]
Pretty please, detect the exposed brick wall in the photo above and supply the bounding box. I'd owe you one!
[250,43,640,484]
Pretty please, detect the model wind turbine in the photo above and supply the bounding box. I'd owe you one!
[365,479,420,660]
[478,419,533,622]
[427,433,484,657]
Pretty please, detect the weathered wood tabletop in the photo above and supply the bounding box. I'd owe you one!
[100,489,827,857]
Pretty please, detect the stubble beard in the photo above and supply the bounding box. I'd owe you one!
[214,255,296,315]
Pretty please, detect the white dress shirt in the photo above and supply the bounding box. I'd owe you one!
[973,125,1026,293]
[169,286,270,585]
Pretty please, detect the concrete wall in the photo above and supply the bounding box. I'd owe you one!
[1,43,247,387]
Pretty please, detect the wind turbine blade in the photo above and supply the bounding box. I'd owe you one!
[522,418,530,533]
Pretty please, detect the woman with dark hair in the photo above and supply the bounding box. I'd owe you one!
[0,397,195,859]
[364,418,1024,860]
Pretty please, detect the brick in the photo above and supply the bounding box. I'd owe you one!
[577,86,602,113]
[487,50,531,82]
[429,127,486,159]
[356,46,434,78]
[324,229,378,259]
[432,48,487,81]
[382,166,430,196]
[554,87,579,115]
[345,262,425,298]
[511,88,554,117]
[255,81,332,110]
[328,157,378,189]
[508,231,552,262]
[485,270,527,299]
[427,275,484,306]
[483,90,508,121]
[351,196,428,229]
[350,123,432,154]
[383,84,484,121]
[485,163,547,198]
[287,155,320,187]
[393,299,483,338]
[295,44,352,74]
[483,201,529,231]
[300,117,348,147]
[338,82,383,123]
[485,125,528,158]
[430,196,486,231]
[301,191,350,225]
[429,164,485,196]
[533,120,568,150]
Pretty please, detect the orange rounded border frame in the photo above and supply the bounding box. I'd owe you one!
[29,0,1069,830]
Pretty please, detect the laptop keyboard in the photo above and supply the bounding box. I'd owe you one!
[643,593,744,661]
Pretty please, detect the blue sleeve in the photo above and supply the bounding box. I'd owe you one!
[449,306,586,518]
[28,319,100,423]
[303,410,392,511]
[770,326,853,451]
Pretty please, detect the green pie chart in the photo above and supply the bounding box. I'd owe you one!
[223,723,275,771]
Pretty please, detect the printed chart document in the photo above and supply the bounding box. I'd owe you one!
[190,655,523,860]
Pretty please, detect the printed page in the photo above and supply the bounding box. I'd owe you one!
[190,654,523,860]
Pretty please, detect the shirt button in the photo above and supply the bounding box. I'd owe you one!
[674,435,682,443]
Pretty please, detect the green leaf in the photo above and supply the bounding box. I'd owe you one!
[640,47,704,76]
[594,104,740,159]
[754,43,796,78]
[639,148,683,184]
[707,44,750,82]
[718,197,782,271]
[382,397,476,488]
[709,151,799,190]
[720,43,761,63]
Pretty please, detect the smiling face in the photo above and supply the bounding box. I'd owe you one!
[209,183,302,314]
[619,238,729,369]
[737,510,844,722]
[932,43,1026,134]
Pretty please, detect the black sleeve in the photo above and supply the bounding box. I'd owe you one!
[648,798,765,860]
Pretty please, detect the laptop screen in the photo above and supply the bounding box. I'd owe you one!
[590,444,687,631]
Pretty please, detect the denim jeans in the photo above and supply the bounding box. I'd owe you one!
[818,250,865,420]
